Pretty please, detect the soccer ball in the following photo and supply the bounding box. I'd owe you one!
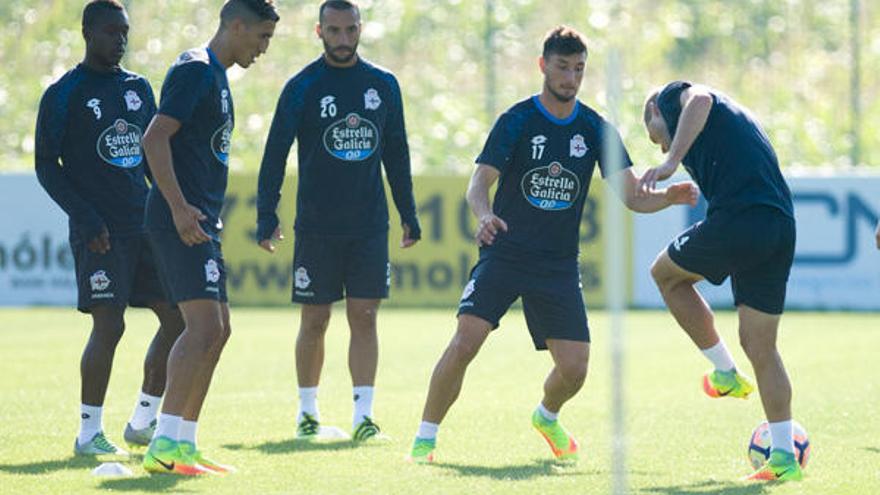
[747,420,811,470]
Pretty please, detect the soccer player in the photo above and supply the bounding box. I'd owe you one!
[35,0,185,456]
[141,0,278,475]
[257,0,420,442]
[407,26,697,464]
[640,82,800,481]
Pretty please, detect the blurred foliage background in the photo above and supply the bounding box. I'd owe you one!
[0,0,876,175]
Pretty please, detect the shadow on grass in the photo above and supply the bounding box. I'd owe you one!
[865,447,880,454]
[0,456,99,475]
[427,458,595,481]
[223,438,379,455]
[98,475,198,493]
[642,480,771,495]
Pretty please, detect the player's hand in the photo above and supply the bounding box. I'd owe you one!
[87,226,111,254]
[875,221,880,250]
[475,213,508,247]
[259,227,284,253]
[171,203,210,246]
[638,161,679,197]
[665,181,699,207]
[401,223,419,248]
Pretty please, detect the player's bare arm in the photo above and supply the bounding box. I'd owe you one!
[467,164,507,247]
[143,114,209,246]
[612,168,698,213]
[639,86,712,195]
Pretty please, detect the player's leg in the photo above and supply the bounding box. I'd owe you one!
[346,297,381,439]
[124,301,184,447]
[533,339,587,461]
[651,220,753,398]
[143,299,224,475]
[76,304,129,455]
[734,208,800,481]
[125,236,185,446]
[343,232,389,439]
[295,303,332,438]
[409,314,493,462]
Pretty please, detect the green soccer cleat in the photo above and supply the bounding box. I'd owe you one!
[352,416,381,442]
[745,450,804,482]
[703,368,755,399]
[123,419,156,447]
[296,413,320,440]
[531,409,579,461]
[143,436,211,476]
[407,437,436,464]
[179,440,236,474]
[74,432,128,457]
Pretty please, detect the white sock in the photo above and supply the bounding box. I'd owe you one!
[78,404,103,444]
[417,421,439,440]
[179,420,198,445]
[298,387,319,422]
[129,392,162,430]
[537,403,558,422]
[769,420,795,454]
[352,386,374,427]
[701,340,737,372]
[155,413,182,441]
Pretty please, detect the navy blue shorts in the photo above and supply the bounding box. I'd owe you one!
[291,231,389,304]
[147,230,227,305]
[71,233,167,313]
[457,255,590,350]
[667,205,796,315]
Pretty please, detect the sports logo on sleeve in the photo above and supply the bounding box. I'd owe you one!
[364,88,381,110]
[322,112,379,162]
[124,90,142,111]
[521,161,581,211]
[97,119,143,168]
[211,118,233,166]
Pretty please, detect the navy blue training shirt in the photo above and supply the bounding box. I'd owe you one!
[257,56,419,240]
[476,96,632,262]
[145,48,233,240]
[657,81,793,217]
[35,64,156,242]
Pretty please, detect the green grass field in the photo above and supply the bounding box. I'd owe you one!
[0,308,877,494]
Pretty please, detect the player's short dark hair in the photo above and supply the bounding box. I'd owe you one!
[319,1,360,23]
[542,25,588,60]
[82,0,125,30]
[220,0,280,26]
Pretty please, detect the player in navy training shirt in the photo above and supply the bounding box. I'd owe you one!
[408,27,697,464]
[640,82,801,481]
[256,0,420,441]
[141,0,278,475]
[34,0,184,457]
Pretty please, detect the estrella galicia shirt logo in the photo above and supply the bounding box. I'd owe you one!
[322,112,379,162]
[211,118,233,166]
[96,119,143,168]
[521,161,581,211]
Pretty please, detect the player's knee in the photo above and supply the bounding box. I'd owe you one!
[91,312,126,348]
[449,332,482,363]
[739,334,775,364]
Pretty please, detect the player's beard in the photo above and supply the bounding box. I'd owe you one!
[547,84,576,103]
[323,39,359,65]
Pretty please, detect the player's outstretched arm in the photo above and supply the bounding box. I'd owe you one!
[638,86,712,195]
[468,164,507,247]
[612,168,698,213]
[143,114,209,246]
